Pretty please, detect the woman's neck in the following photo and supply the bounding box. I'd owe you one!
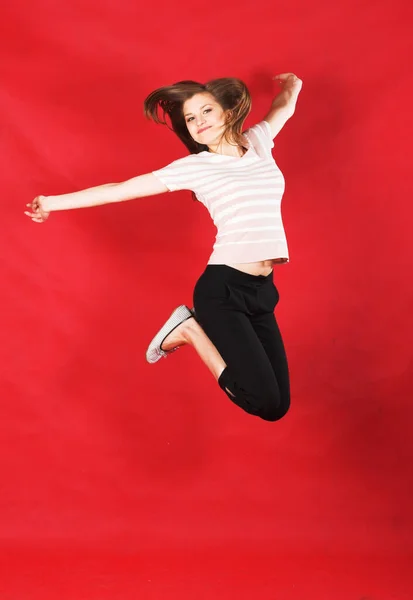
[208,140,248,157]
[206,129,249,157]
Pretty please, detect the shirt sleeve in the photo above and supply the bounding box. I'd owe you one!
[152,155,197,192]
[245,120,274,156]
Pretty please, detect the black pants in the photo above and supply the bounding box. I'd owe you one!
[193,265,291,422]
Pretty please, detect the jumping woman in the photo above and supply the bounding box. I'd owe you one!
[25,72,303,422]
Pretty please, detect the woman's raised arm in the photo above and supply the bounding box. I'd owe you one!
[24,173,169,223]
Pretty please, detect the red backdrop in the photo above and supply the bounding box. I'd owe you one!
[1,0,413,598]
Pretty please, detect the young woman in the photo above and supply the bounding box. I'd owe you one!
[25,73,303,422]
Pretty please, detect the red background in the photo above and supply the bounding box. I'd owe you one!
[2,0,413,598]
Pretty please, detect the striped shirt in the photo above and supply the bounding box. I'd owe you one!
[152,120,289,265]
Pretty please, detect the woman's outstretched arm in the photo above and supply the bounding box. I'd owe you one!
[24,173,169,223]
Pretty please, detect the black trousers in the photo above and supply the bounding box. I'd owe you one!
[193,265,291,422]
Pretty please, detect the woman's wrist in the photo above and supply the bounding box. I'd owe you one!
[41,196,53,212]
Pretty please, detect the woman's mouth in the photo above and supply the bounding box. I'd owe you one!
[198,126,211,134]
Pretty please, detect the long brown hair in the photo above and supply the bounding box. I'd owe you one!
[143,78,252,201]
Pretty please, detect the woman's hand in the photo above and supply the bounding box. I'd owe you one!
[271,73,303,110]
[273,72,303,92]
[24,195,50,223]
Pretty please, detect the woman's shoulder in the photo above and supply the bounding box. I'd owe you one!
[244,120,274,152]
[244,120,272,137]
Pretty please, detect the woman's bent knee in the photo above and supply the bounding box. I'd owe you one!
[218,368,290,422]
[238,393,290,422]
[259,403,290,422]
[257,393,290,422]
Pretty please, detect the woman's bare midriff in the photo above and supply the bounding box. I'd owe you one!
[227,258,288,276]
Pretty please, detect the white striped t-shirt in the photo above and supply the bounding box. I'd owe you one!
[152,120,289,265]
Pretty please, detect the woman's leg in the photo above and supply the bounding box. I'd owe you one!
[194,306,286,421]
[247,311,291,419]
[192,265,291,422]
[162,308,287,420]
[161,266,290,421]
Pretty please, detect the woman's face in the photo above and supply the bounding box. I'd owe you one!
[183,93,228,145]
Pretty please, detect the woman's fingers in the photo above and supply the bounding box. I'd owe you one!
[25,197,48,222]
[273,73,296,79]
[273,73,300,85]
[24,210,44,221]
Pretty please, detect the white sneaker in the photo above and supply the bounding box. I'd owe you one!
[145,305,194,364]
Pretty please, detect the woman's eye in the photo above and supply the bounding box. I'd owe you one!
[187,109,211,123]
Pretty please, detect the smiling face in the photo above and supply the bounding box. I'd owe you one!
[183,92,230,146]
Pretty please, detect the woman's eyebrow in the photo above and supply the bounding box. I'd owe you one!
[184,104,210,117]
